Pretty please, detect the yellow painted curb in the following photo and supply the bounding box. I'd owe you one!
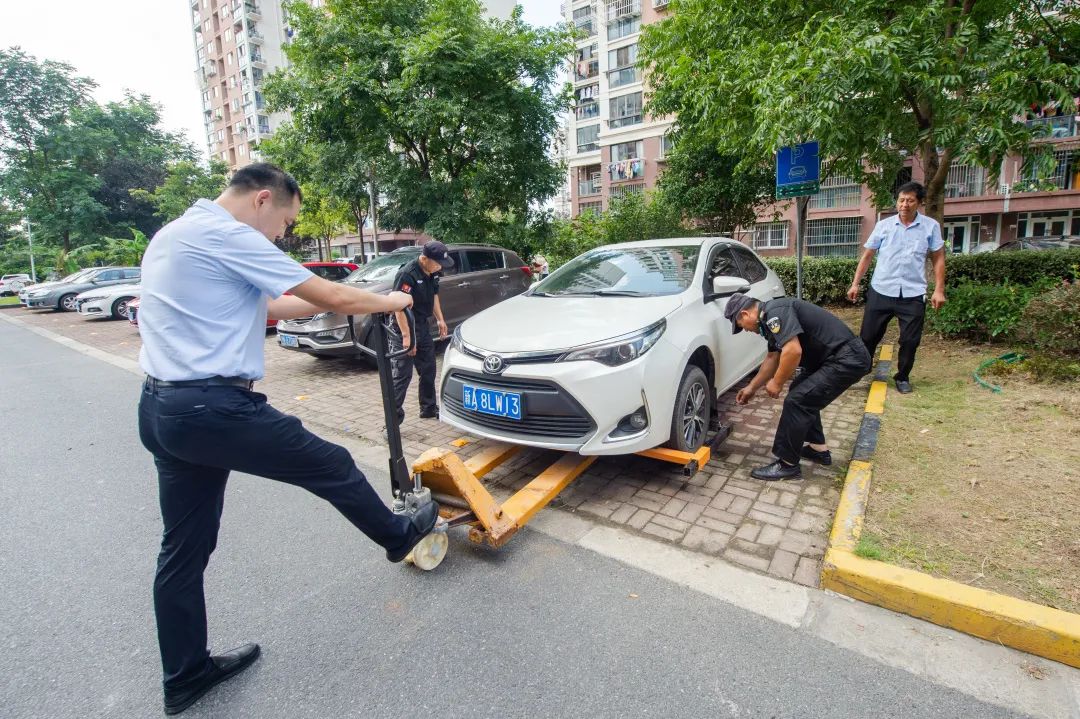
[822,343,1080,669]
[822,549,1080,669]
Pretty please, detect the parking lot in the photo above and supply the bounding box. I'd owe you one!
[5,307,870,587]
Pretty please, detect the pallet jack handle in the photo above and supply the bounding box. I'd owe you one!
[347,308,415,499]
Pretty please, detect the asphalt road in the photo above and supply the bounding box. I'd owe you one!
[0,317,1026,718]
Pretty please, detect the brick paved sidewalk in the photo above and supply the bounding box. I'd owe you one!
[7,307,868,587]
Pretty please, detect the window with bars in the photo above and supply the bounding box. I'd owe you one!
[578,201,603,215]
[944,163,988,198]
[606,0,641,22]
[809,172,861,209]
[745,221,789,250]
[1019,149,1078,191]
[805,217,862,257]
[609,91,643,129]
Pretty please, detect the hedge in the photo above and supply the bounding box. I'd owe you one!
[763,248,1080,305]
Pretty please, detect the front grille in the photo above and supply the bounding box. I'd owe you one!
[443,371,595,439]
[460,344,564,366]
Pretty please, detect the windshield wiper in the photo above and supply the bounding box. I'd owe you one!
[584,289,650,297]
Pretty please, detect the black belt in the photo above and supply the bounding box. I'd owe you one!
[145,375,254,390]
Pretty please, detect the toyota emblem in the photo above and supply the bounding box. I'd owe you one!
[482,354,505,374]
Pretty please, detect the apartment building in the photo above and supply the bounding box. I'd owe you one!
[190,0,294,169]
[564,0,674,217]
[739,116,1080,259]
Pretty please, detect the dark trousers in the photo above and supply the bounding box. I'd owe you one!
[389,319,437,423]
[772,339,871,465]
[858,287,926,382]
[138,381,411,692]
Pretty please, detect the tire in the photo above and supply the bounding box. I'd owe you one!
[665,365,711,453]
[110,296,134,320]
[59,293,78,312]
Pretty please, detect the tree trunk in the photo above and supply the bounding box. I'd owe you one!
[920,142,952,226]
[62,230,71,254]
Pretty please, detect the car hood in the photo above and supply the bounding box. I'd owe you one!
[75,283,141,299]
[460,293,685,353]
[24,281,68,292]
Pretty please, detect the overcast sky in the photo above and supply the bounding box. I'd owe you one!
[1,1,565,158]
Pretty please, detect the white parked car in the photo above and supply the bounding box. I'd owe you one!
[74,282,141,320]
[0,273,32,296]
[440,238,786,455]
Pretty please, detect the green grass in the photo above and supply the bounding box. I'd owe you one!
[0,295,20,306]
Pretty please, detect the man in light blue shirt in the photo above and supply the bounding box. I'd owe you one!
[847,181,947,393]
[137,163,440,715]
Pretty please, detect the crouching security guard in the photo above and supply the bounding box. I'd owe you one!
[724,293,871,481]
[137,163,441,715]
[389,241,453,424]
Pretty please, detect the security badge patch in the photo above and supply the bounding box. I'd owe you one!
[401,283,412,293]
[767,316,781,334]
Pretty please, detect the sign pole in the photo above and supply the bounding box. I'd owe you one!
[795,195,808,300]
[775,141,820,301]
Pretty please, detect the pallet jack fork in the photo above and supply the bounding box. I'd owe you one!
[354,311,732,570]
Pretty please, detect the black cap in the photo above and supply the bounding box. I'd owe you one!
[723,292,757,334]
[422,240,454,269]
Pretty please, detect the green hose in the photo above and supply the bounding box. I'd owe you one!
[973,351,1025,393]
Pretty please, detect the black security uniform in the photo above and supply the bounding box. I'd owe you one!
[759,298,872,465]
[389,258,440,422]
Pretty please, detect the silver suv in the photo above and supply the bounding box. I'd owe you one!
[276,244,532,361]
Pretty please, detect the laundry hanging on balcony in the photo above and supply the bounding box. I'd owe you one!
[608,159,644,181]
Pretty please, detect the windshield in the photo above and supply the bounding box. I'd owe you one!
[60,270,93,283]
[536,246,701,297]
[345,252,418,283]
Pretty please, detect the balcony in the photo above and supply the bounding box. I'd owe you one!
[1027,114,1078,140]
[247,28,264,43]
[574,59,599,82]
[249,51,266,67]
[575,102,599,120]
[609,158,644,182]
[577,165,602,196]
[606,0,641,22]
[244,2,261,19]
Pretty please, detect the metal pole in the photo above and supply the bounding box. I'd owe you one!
[368,165,380,258]
[795,195,808,300]
[25,217,37,283]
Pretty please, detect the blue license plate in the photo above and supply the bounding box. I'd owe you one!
[463,384,522,420]
[279,334,299,348]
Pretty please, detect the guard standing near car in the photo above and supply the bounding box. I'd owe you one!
[389,241,453,424]
[847,181,946,394]
[137,163,440,715]
[725,293,871,481]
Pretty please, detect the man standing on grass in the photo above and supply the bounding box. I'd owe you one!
[847,181,946,393]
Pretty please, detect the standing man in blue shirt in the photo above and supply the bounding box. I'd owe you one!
[137,163,441,715]
[846,181,947,393]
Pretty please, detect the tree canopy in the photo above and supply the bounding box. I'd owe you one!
[641,0,1080,222]
[265,0,572,243]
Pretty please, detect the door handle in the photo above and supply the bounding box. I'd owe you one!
[457,282,471,287]
[499,274,510,279]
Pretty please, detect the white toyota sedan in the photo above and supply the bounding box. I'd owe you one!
[74,282,141,320]
[439,238,786,455]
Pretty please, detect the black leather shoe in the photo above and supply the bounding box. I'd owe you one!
[800,445,832,466]
[386,501,441,563]
[163,643,261,715]
[750,460,802,481]
[895,379,914,394]
[418,406,439,419]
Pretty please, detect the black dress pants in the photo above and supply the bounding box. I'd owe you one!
[858,287,926,382]
[772,339,872,465]
[390,319,437,423]
[138,380,411,692]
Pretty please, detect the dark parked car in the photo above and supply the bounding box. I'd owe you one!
[21,267,141,311]
[265,261,359,328]
[275,244,532,361]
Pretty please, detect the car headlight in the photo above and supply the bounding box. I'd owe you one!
[560,319,666,367]
[79,295,106,302]
[28,290,49,298]
[451,325,464,353]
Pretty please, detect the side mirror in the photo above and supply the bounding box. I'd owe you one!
[706,275,751,302]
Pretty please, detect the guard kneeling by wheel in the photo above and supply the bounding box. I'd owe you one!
[724,293,871,481]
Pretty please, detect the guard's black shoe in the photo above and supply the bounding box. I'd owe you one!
[163,643,261,715]
[418,406,440,419]
[750,460,802,481]
[800,445,833,466]
[895,379,914,394]
[386,501,441,563]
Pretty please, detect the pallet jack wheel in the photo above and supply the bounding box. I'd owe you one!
[404,530,449,571]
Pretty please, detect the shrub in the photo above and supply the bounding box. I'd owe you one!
[762,257,864,304]
[1014,281,1080,358]
[945,248,1080,286]
[925,281,1047,341]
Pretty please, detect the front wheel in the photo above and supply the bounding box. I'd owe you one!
[59,293,78,312]
[110,296,134,320]
[666,365,711,453]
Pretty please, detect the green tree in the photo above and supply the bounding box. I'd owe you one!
[101,228,149,266]
[293,185,352,261]
[657,137,776,234]
[265,0,571,243]
[131,159,229,223]
[641,0,1080,223]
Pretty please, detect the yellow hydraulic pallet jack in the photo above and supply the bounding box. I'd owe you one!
[354,311,732,571]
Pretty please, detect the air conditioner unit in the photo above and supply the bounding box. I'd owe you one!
[653,0,670,7]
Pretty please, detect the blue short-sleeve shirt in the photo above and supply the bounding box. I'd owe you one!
[865,212,944,298]
[138,199,313,381]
